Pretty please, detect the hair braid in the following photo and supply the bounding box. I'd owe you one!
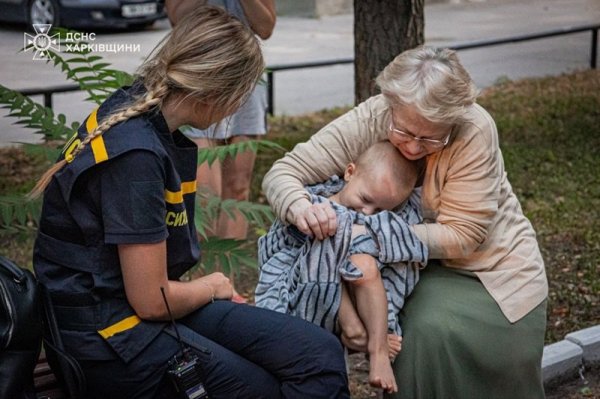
[28,80,169,199]
[29,5,263,200]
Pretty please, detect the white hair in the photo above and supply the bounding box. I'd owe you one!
[375,46,479,124]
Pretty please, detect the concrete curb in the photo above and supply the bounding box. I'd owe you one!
[542,325,600,387]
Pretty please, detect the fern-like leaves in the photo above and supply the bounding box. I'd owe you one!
[219,199,274,227]
[0,84,75,142]
[194,193,274,241]
[196,238,258,275]
[0,195,42,233]
[197,140,285,166]
[41,28,134,105]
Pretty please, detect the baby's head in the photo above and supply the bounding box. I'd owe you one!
[333,141,418,215]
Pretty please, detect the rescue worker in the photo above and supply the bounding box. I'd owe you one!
[31,6,350,399]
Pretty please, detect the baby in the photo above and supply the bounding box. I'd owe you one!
[256,141,426,393]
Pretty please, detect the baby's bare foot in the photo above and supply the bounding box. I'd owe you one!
[369,352,398,394]
[388,334,402,359]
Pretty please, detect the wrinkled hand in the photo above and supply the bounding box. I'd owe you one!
[289,199,338,240]
[201,272,233,300]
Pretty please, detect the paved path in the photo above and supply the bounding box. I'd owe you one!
[0,0,598,146]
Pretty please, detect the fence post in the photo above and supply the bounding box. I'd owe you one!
[266,70,274,116]
[44,92,52,109]
[591,28,598,69]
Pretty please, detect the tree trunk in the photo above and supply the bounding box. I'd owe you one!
[354,0,425,104]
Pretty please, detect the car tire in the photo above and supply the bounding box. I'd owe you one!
[28,0,60,27]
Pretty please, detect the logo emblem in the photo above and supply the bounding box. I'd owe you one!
[24,24,60,60]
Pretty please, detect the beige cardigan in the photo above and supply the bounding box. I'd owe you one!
[262,94,548,323]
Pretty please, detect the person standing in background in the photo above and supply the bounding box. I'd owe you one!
[166,0,276,302]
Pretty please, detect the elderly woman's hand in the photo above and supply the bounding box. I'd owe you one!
[288,199,338,240]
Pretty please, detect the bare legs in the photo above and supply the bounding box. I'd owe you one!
[193,135,258,301]
[338,254,399,394]
[195,138,222,236]
[217,135,257,240]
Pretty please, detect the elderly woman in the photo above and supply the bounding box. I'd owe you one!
[262,46,548,399]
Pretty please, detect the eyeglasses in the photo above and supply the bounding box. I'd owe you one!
[388,122,451,150]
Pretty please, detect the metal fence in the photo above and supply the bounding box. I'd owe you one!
[17,23,600,116]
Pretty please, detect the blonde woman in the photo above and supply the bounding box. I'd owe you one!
[32,6,349,399]
[263,46,548,399]
[166,0,276,303]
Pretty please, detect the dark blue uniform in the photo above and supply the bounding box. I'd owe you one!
[33,83,350,399]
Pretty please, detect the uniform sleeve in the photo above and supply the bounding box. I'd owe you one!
[98,150,168,244]
[411,112,501,259]
[262,95,389,222]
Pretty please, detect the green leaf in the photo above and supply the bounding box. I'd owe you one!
[37,42,122,105]
[0,84,74,142]
[197,139,285,166]
[69,66,95,74]
[92,63,111,71]
[197,238,256,275]
[0,195,41,231]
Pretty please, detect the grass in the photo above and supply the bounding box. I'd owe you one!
[479,70,600,342]
[1,70,598,349]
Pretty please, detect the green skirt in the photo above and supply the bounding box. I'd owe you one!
[387,262,547,399]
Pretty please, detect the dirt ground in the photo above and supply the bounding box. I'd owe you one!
[545,365,600,399]
[347,356,600,399]
[236,267,600,399]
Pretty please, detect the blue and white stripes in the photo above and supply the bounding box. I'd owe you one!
[255,176,428,335]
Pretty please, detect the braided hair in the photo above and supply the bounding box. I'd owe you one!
[29,5,264,198]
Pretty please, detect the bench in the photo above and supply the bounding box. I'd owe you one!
[34,352,67,399]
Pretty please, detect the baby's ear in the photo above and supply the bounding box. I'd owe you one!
[344,163,356,181]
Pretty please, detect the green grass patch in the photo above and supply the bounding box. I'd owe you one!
[479,70,600,342]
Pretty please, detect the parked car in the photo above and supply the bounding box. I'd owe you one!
[0,0,165,29]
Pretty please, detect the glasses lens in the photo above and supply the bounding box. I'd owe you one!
[421,139,445,149]
[390,122,449,149]
[394,131,413,142]
[390,125,412,142]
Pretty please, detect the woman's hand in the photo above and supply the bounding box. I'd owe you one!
[119,242,234,320]
[199,272,233,301]
[289,199,338,240]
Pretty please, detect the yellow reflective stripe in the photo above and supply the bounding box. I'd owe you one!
[181,181,197,195]
[85,108,98,133]
[97,315,141,339]
[63,138,81,163]
[164,181,197,204]
[86,108,108,164]
[61,131,78,154]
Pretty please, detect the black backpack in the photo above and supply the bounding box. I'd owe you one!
[0,255,43,399]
